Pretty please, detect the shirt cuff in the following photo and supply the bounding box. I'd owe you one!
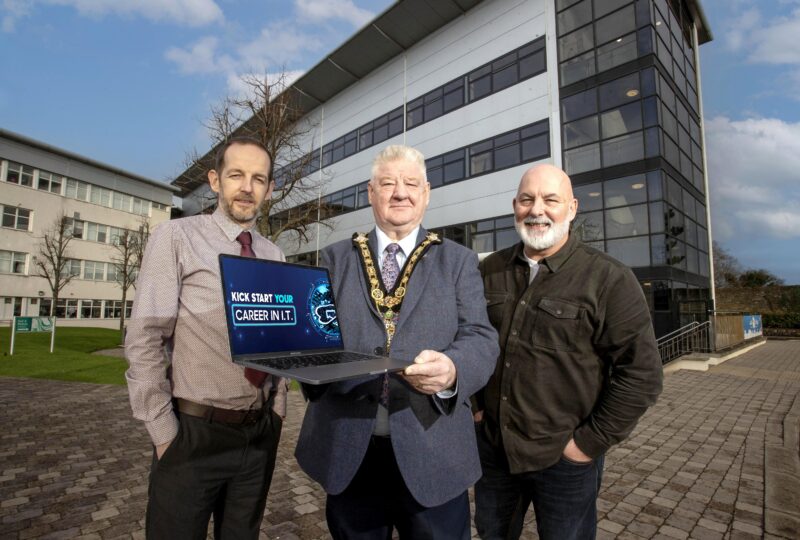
[145,412,180,447]
[436,377,458,399]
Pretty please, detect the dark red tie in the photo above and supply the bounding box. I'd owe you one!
[236,231,268,388]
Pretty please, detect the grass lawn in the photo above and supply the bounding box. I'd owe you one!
[0,326,126,385]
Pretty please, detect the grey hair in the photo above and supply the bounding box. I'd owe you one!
[370,145,427,183]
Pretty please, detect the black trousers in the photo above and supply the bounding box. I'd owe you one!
[326,436,471,540]
[145,408,282,540]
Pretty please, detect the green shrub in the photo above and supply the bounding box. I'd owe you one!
[763,313,800,329]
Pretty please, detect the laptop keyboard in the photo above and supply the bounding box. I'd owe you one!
[252,351,380,371]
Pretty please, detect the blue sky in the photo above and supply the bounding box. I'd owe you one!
[1,0,798,283]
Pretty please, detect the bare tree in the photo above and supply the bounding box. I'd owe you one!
[35,214,75,317]
[713,241,742,288]
[111,218,151,334]
[184,71,332,248]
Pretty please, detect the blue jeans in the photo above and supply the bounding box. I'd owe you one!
[474,425,604,540]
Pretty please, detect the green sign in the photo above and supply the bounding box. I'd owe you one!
[14,316,53,333]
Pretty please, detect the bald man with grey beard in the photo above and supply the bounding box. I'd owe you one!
[472,164,663,540]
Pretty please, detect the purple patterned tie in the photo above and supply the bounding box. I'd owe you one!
[381,243,401,290]
[379,243,401,406]
[236,231,267,388]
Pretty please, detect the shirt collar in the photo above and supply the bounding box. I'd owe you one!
[375,226,420,258]
[212,206,255,242]
[511,233,579,273]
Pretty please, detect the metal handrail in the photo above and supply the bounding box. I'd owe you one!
[658,320,712,365]
[656,321,700,344]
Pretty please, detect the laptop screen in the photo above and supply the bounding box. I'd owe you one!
[219,255,344,357]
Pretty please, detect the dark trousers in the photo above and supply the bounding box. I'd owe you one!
[474,425,604,540]
[145,408,282,540]
[326,436,471,540]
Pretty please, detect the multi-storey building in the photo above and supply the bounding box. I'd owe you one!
[0,129,178,327]
[173,0,712,336]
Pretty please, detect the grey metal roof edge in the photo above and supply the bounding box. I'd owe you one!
[172,0,483,193]
[688,0,713,43]
[0,127,181,194]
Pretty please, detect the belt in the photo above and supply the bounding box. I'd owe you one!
[175,398,265,426]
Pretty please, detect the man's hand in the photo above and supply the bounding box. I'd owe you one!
[562,438,592,463]
[473,410,484,423]
[402,350,457,395]
[155,440,173,460]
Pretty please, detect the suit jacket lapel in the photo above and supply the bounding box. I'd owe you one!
[396,227,434,330]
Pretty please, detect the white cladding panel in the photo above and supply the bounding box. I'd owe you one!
[275,0,553,255]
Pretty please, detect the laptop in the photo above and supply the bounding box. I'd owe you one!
[219,254,411,385]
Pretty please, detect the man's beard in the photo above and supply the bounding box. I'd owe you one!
[515,216,571,252]
[220,194,258,225]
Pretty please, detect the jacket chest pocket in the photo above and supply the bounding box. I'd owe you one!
[533,297,584,352]
[485,292,510,330]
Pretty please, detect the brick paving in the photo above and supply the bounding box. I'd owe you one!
[1,340,799,539]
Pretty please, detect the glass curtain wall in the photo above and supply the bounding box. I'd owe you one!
[556,0,710,336]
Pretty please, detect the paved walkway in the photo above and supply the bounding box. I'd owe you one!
[1,340,799,539]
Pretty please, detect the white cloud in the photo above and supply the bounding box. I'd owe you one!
[725,8,761,52]
[705,116,800,240]
[295,0,374,28]
[165,23,318,85]
[236,23,322,74]
[165,36,227,75]
[2,0,32,32]
[2,0,222,31]
[746,8,800,64]
[46,0,223,26]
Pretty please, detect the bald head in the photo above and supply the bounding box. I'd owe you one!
[517,163,574,200]
[513,164,578,260]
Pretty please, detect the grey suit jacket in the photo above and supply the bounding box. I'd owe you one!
[294,228,499,508]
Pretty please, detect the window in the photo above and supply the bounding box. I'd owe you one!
[574,211,604,241]
[113,192,132,211]
[80,299,103,319]
[66,178,89,201]
[604,174,647,207]
[56,299,79,318]
[2,206,31,230]
[559,24,594,60]
[319,121,550,220]
[86,222,108,243]
[62,259,81,277]
[443,79,465,112]
[407,97,424,129]
[442,150,466,184]
[469,141,493,175]
[0,250,27,274]
[574,182,603,211]
[424,89,444,122]
[595,5,636,46]
[494,132,521,169]
[83,261,106,281]
[605,203,649,238]
[468,65,491,101]
[37,171,62,194]
[602,132,644,167]
[65,218,84,239]
[91,186,111,207]
[607,236,650,267]
[563,116,599,149]
[557,0,592,35]
[132,198,149,216]
[6,162,33,186]
[107,263,121,282]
